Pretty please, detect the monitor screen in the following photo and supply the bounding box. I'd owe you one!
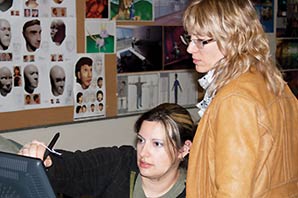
[0,151,56,198]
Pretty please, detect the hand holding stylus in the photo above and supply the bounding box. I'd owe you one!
[43,132,60,161]
[19,132,61,167]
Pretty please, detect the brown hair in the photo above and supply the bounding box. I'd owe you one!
[134,103,195,169]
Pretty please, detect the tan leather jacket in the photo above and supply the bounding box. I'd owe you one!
[187,69,298,197]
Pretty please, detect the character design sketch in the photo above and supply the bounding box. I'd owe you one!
[129,76,146,109]
[172,73,182,104]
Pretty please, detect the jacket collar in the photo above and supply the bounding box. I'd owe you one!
[196,69,215,118]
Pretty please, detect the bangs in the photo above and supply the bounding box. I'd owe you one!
[183,1,217,37]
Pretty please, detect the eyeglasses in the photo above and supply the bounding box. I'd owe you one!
[180,34,216,49]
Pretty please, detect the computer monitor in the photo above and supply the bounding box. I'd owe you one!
[0,151,56,198]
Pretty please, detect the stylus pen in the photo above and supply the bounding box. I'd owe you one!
[43,132,60,161]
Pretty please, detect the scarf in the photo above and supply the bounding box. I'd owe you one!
[196,69,215,118]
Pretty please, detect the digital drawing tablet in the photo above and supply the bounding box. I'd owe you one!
[0,151,56,198]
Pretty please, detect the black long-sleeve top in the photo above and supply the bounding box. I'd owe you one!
[47,145,138,198]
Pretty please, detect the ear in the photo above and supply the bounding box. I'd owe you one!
[178,140,192,159]
[77,71,81,80]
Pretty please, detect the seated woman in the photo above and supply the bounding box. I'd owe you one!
[19,103,195,198]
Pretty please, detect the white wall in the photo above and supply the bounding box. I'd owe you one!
[1,108,199,151]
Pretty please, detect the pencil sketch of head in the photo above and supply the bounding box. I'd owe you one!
[0,0,13,12]
[22,19,41,52]
[50,19,66,46]
[24,64,39,94]
[0,66,12,96]
[0,19,11,50]
[50,65,65,96]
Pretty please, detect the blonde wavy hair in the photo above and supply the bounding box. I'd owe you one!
[183,0,285,96]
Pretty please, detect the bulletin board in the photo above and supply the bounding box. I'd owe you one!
[0,0,200,132]
[0,0,120,131]
[0,53,117,131]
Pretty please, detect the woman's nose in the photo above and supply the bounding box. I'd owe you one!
[187,42,197,54]
[139,143,150,157]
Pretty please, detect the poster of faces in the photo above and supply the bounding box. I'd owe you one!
[0,0,76,112]
[74,53,106,120]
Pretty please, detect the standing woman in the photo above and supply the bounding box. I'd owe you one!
[182,0,298,197]
[19,103,195,198]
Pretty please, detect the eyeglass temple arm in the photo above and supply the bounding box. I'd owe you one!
[180,35,188,45]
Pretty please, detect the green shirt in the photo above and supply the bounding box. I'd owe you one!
[132,169,186,198]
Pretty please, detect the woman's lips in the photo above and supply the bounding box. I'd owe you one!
[192,58,200,65]
[139,161,152,169]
